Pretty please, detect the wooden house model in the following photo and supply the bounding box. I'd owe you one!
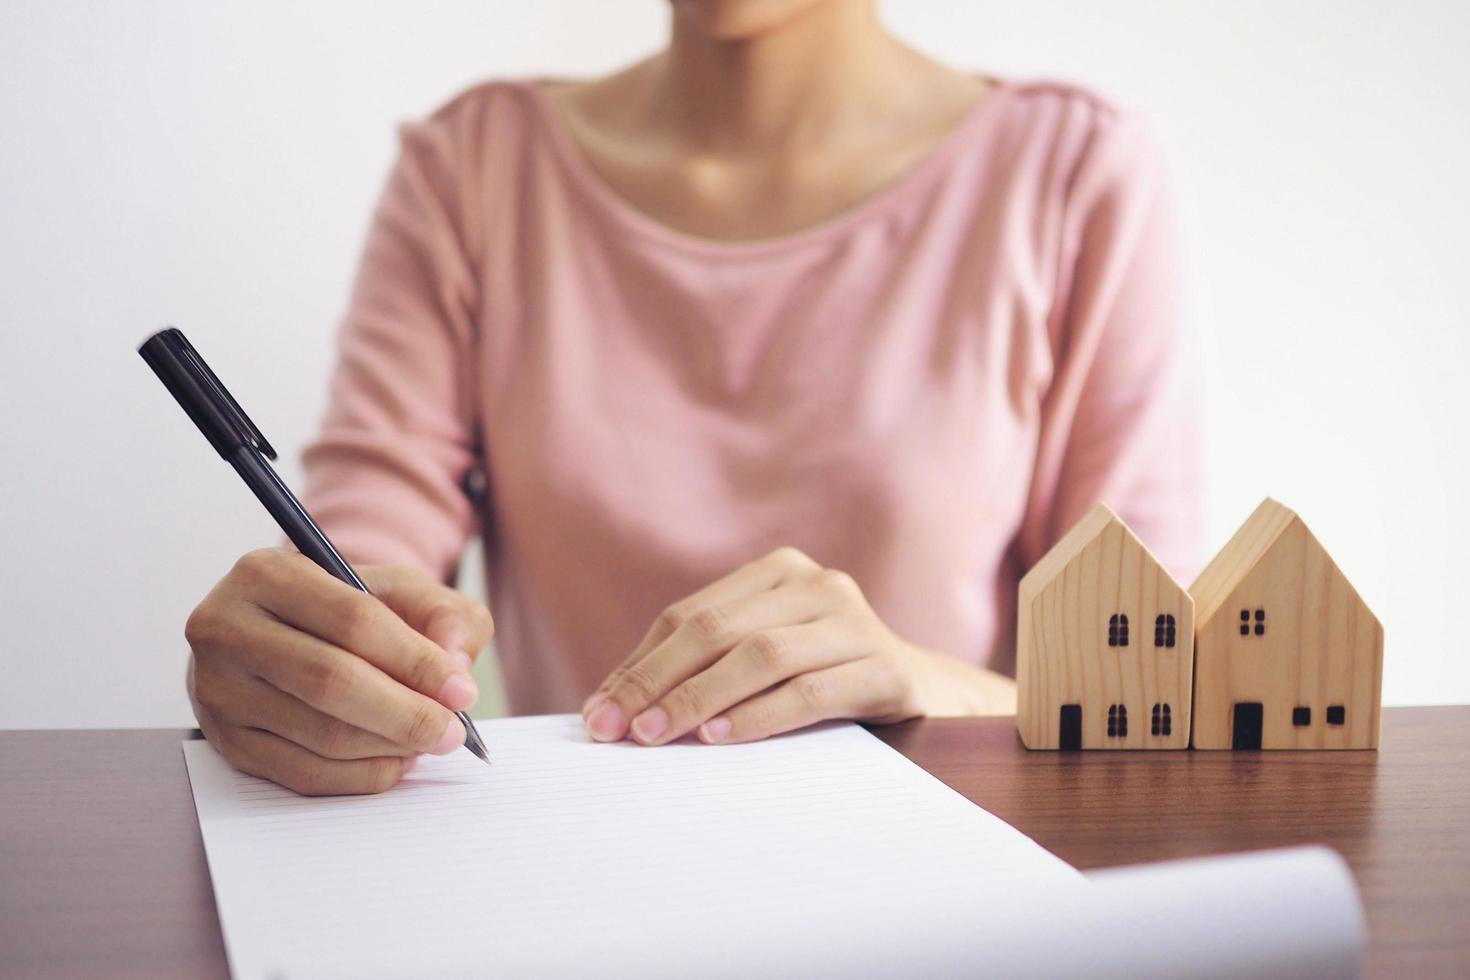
[1016,505,1194,750]
[1190,499,1383,749]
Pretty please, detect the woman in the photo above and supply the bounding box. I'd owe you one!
[184,0,1202,795]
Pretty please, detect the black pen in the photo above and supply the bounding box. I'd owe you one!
[138,326,491,765]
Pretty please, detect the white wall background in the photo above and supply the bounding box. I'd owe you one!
[1,1,1465,728]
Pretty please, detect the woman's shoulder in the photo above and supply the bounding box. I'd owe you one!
[405,78,549,141]
[393,78,552,167]
[984,76,1171,200]
[987,76,1162,154]
[992,76,1145,128]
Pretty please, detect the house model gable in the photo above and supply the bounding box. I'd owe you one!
[1190,499,1384,749]
[1017,505,1195,750]
[1189,498,1296,628]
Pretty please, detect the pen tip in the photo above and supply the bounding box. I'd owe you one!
[458,715,492,765]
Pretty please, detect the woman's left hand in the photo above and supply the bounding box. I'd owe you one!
[581,547,1001,746]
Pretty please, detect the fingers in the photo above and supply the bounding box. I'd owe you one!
[588,583,843,743]
[204,669,415,760]
[627,619,864,746]
[233,550,477,712]
[582,547,822,720]
[359,564,494,667]
[215,725,414,797]
[187,549,487,795]
[215,610,467,757]
[695,660,874,745]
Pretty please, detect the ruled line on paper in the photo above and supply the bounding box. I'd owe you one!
[184,713,1081,979]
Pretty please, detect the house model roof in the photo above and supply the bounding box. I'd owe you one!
[1018,504,1166,601]
[1189,498,1295,624]
[1189,498,1372,625]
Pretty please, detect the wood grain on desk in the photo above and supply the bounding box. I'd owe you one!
[875,707,1470,979]
[1,707,1466,980]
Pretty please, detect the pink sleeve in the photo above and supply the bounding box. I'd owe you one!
[300,117,481,582]
[1018,110,1206,582]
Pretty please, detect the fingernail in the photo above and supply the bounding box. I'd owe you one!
[582,692,606,720]
[432,715,466,754]
[401,756,419,775]
[631,706,669,744]
[586,701,626,742]
[452,650,474,673]
[699,717,732,744]
[438,672,478,710]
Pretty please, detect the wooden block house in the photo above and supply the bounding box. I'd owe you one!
[1016,505,1194,750]
[1190,499,1383,749]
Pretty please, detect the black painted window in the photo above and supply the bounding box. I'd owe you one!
[1150,703,1172,736]
[1108,613,1130,648]
[1327,705,1346,726]
[1239,608,1266,637]
[1292,706,1311,726]
[1154,614,1177,648]
[1107,704,1128,737]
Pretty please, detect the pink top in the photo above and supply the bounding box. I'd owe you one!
[302,78,1205,714]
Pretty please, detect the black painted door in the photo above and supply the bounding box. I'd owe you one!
[1232,702,1264,749]
[1059,704,1082,750]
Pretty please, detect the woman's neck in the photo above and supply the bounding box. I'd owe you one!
[651,0,901,156]
[539,2,989,241]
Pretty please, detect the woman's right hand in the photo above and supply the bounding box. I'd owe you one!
[184,549,494,796]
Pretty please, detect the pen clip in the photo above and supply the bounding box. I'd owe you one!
[139,327,278,461]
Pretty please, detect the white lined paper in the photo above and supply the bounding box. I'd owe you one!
[184,714,1364,979]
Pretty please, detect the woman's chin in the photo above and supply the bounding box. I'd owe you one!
[668,0,834,41]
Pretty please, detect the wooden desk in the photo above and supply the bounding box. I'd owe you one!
[2,706,1465,979]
